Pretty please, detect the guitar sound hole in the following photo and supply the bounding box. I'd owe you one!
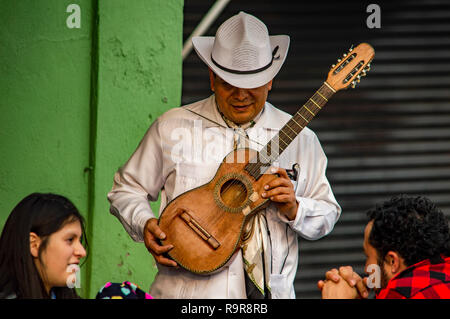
[220,179,248,208]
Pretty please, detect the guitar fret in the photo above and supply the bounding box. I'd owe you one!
[316,91,328,101]
[298,112,309,123]
[286,123,297,135]
[304,105,315,116]
[279,130,293,143]
[323,81,336,93]
[248,163,260,178]
[278,136,289,147]
[270,140,281,157]
[246,82,336,181]
[309,97,321,109]
[291,117,304,129]
[258,151,271,164]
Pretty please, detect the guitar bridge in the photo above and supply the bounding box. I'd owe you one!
[178,210,220,250]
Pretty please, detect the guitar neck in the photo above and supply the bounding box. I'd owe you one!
[245,82,335,180]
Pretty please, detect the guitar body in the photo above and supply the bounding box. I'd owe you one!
[158,148,277,274]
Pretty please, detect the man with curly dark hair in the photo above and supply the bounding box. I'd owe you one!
[318,195,450,299]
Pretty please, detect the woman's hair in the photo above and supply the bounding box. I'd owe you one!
[0,193,88,299]
[367,194,450,266]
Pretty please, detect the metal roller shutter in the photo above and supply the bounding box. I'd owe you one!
[182,0,450,298]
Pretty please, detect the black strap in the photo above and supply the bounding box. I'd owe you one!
[211,45,280,75]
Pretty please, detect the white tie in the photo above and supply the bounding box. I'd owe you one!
[220,112,272,298]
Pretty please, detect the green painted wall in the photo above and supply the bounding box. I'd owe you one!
[87,0,183,298]
[0,0,93,297]
[0,0,92,223]
[0,0,183,298]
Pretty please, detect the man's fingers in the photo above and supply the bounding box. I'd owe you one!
[338,266,369,298]
[265,179,290,189]
[269,166,289,179]
[264,176,291,191]
[146,239,177,267]
[268,194,292,203]
[143,218,178,267]
[317,280,325,291]
[263,190,293,203]
[355,276,369,298]
[147,240,174,255]
[263,186,291,197]
[262,168,295,202]
[339,266,356,286]
[145,218,166,240]
[325,268,340,282]
[154,254,178,267]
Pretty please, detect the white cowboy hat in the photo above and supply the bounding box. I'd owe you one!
[192,11,290,89]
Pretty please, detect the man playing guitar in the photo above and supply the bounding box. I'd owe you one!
[108,11,341,299]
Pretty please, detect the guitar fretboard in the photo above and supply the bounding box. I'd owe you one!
[244,82,335,180]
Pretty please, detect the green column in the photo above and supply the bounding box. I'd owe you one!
[87,0,183,298]
[0,0,183,298]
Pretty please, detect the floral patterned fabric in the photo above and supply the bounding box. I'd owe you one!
[96,281,153,299]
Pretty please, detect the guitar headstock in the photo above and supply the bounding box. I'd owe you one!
[325,43,375,92]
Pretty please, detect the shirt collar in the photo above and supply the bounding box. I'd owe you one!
[195,95,228,129]
[252,101,285,131]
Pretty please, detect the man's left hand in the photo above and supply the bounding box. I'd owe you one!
[261,167,298,221]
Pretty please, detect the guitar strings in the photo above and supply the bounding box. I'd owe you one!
[182,86,328,202]
[216,88,326,206]
[246,89,326,180]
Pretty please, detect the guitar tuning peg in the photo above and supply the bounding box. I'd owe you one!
[356,75,361,83]
[361,70,367,76]
[343,53,347,57]
[366,63,371,71]
[332,64,336,68]
[351,81,357,88]
[337,58,342,62]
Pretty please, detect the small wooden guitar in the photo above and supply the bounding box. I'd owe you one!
[158,43,375,274]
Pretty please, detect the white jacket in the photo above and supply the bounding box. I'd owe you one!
[107,95,341,298]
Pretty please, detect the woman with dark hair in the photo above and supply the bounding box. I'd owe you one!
[0,193,88,299]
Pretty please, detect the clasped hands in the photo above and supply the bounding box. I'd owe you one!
[318,266,370,299]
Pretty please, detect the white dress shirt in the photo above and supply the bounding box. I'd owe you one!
[107,95,341,298]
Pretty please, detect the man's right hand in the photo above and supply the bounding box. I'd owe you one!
[144,218,178,267]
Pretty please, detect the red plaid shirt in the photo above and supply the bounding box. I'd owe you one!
[376,255,450,299]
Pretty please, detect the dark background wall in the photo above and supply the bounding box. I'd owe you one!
[182,0,450,298]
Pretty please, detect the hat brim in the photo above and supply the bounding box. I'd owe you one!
[192,35,290,89]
